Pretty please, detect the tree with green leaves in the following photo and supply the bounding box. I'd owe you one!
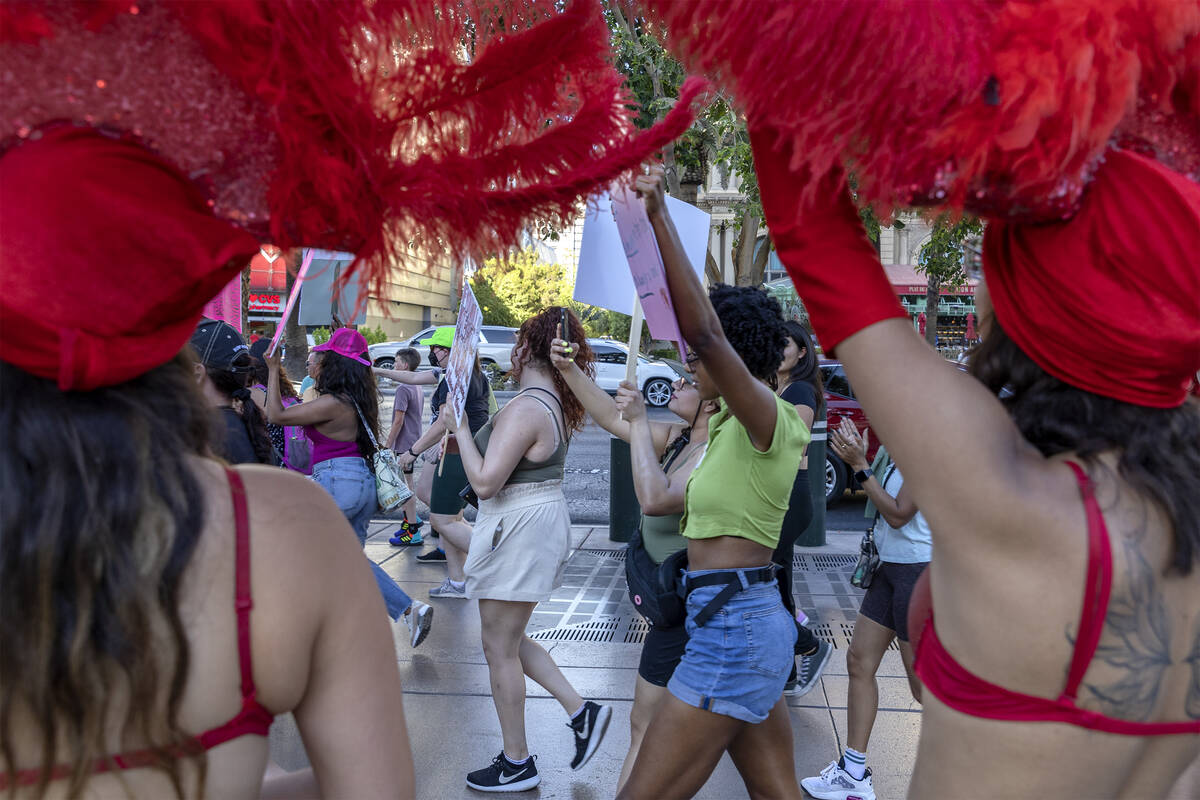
[916,215,984,347]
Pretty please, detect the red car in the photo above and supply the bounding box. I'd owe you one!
[818,360,879,505]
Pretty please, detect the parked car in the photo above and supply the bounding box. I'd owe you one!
[587,339,682,407]
[368,325,519,373]
[818,360,879,506]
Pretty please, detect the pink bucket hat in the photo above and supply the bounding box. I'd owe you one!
[313,328,371,366]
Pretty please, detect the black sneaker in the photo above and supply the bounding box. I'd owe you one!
[466,752,539,792]
[789,639,832,697]
[415,547,447,563]
[568,701,612,771]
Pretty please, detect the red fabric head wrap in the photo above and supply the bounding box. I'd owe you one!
[0,126,259,390]
[983,150,1200,408]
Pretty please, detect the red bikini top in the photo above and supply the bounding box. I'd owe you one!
[910,461,1200,736]
[3,468,274,788]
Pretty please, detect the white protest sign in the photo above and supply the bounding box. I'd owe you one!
[574,192,710,317]
[445,282,483,427]
[297,249,365,326]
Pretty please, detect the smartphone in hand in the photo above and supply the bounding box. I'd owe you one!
[560,306,570,343]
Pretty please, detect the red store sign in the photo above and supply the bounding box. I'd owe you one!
[248,292,284,313]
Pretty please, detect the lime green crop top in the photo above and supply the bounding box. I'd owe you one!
[681,395,809,550]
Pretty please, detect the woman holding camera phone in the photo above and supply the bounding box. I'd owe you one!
[442,308,612,792]
[548,341,720,792]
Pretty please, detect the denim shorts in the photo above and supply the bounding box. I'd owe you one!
[667,569,797,723]
[312,457,375,542]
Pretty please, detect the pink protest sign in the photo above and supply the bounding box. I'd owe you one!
[202,275,243,333]
[267,249,315,357]
[609,183,686,356]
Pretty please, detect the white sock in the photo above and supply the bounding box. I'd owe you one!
[842,747,867,781]
[504,752,529,766]
[569,702,587,720]
[449,579,465,590]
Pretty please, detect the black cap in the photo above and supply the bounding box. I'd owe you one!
[191,319,251,373]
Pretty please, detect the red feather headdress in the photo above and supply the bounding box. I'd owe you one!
[642,0,1199,219]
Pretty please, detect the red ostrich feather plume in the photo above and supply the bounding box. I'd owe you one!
[2,0,709,298]
[641,0,1199,220]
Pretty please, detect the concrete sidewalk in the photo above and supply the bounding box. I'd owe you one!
[269,523,921,799]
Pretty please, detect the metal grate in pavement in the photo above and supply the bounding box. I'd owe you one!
[579,548,626,560]
[625,616,650,644]
[795,554,859,570]
[529,616,621,643]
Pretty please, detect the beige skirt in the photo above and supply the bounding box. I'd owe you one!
[464,480,571,603]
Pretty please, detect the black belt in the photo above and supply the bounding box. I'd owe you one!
[681,565,777,628]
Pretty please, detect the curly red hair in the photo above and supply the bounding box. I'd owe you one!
[511,308,595,434]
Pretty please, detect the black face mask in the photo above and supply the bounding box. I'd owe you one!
[428,351,440,368]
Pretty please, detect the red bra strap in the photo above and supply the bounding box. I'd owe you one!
[1061,461,1114,701]
[225,467,256,700]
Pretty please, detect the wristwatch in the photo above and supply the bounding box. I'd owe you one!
[407,447,418,458]
[854,468,873,485]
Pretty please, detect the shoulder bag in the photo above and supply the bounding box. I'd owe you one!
[352,400,412,512]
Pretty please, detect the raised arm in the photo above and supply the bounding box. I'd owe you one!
[750,126,1050,535]
[615,383,694,515]
[637,167,779,451]
[549,334,676,454]
[266,348,341,426]
[373,366,439,385]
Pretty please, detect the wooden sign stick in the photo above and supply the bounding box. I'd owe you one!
[437,428,450,476]
[624,293,645,388]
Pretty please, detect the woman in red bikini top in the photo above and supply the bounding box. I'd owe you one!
[748,136,1200,798]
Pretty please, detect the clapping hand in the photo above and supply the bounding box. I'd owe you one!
[831,418,870,472]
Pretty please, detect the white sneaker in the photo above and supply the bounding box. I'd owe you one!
[404,600,434,648]
[801,759,875,800]
[429,577,467,599]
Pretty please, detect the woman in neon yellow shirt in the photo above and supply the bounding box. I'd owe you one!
[615,166,812,799]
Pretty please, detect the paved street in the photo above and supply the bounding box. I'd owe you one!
[270,523,922,799]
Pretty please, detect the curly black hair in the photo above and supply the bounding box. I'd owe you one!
[708,284,788,387]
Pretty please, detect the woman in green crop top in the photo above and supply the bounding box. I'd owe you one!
[616,166,811,800]
[440,308,613,792]
[549,338,719,792]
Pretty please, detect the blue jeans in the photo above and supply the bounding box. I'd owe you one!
[667,569,797,723]
[312,457,412,620]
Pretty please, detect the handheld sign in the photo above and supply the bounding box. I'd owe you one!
[445,282,484,427]
[609,182,688,359]
[297,249,365,326]
[575,192,709,319]
[267,248,314,357]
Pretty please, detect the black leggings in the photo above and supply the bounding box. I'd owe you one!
[774,469,819,656]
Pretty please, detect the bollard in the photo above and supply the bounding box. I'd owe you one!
[608,436,640,543]
[798,416,827,547]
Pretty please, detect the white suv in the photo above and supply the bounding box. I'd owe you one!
[369,325,518,372]
[587,339,682,407]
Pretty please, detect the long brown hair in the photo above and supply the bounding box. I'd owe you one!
[970,321,1200,575]
[0,352,211,797]
[510,308,595,434]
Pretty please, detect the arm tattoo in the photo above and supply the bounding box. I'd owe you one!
[1080,537,1173,720]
